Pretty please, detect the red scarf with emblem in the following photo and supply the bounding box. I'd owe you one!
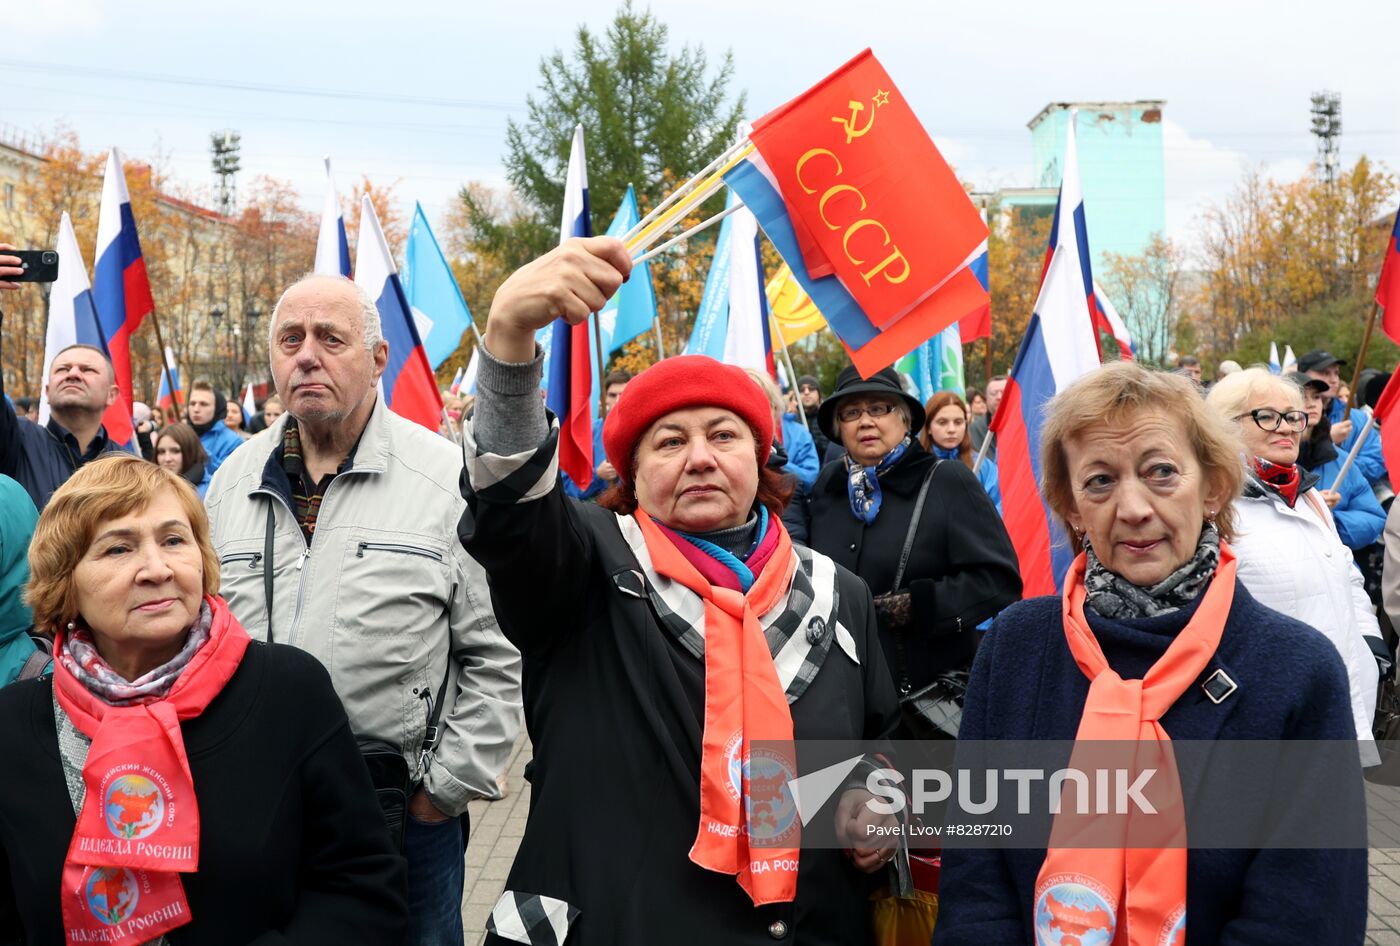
[1033,545,1238,946]
[632,510,801,906]
[53,595,250,945]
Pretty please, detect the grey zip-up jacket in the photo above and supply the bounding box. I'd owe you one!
[204,395,522,816]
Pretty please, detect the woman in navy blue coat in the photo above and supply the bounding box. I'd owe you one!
[933,362,1367,946]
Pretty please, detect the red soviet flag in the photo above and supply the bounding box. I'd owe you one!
[748,49,987,330]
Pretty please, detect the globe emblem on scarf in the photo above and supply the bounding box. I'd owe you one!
[1034,882,1116,946]
[85,866,140,925]
[744,747,800,845]
[723,733,800,844]
[1158,907,1186,946]
[104,773,165,840]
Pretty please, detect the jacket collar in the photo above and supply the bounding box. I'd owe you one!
[45,417,113,461]
[1082,581,1246,749]
[253,393,389,501]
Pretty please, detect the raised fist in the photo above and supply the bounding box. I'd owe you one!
[484,237,632,363]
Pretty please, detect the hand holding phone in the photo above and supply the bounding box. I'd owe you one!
[0,243,22,290]
[9,249,59,284]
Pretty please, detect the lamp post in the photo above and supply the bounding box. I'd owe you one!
[209,307,229,392]
[244,304,261,397]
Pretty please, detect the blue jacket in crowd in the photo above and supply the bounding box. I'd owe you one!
[780,414,819,490]
[198,421,245,476]
[1310,452,1386,550]
[934,582,1369,945]
[0,475,41,687]
[930,446,1001,514]
[1329,397,1387,486]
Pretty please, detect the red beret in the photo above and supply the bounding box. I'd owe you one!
[602,356,774,484]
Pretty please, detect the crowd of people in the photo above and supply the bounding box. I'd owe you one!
[0,236,1391,943]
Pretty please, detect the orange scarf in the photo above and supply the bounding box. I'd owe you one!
[1034,544,1237,946]
[632,511,801,905]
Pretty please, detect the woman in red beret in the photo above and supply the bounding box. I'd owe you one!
[457,237,900,946]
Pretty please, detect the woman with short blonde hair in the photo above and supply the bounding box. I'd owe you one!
[936,361,1367,944]
[0,454,407,943]
[1206,366,1385,763]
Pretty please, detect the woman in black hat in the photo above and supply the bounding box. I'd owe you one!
[802,365,1021,732]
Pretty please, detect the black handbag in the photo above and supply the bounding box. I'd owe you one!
[888,460,968,740]
[263,501,450,851]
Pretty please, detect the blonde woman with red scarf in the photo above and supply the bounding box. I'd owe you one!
[457,238,900,946]
[0,454,407,945]
[933,363,1367,945]
[1206,367,1385,767]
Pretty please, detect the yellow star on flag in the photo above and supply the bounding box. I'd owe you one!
[873,89,891,107]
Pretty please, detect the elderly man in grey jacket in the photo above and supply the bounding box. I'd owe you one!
[205,274,522,945]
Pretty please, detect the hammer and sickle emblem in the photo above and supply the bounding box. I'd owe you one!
[832,100,876,144]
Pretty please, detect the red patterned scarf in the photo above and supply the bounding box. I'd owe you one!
[53,595,250,945]
[1250,456,1302,507]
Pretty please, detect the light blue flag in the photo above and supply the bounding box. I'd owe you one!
[684,190,738,359]
[403,203,475,369]
[1268,341,1281,375]
[603,185,658,354]
[937,320,966,397]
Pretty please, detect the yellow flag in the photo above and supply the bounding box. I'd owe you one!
[766,263,827,346]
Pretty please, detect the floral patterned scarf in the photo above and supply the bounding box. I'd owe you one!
[844,436,911,524]
[1083,523,1221,619]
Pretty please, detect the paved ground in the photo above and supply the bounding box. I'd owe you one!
[462,736,1400,945]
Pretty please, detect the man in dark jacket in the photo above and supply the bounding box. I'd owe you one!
[796,374,833,460]
[0,336,127,512]
[805,365,1022,695]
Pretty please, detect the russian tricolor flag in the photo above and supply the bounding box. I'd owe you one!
[1039,111,1100,350]
[1380,205,1400,343]
[93,148,154,447]
[315,157,352,278]
[959,208,991,343]
[541,125,594,487]
[38,213,108,427]
[991,116,1103,597]
[1091,281,1135,361]
[353,196,443,430]
[157,347,182,415]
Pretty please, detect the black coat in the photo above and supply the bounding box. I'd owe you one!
[805,442,1022,690]
[0,641,408,945]
[459,477,900,946]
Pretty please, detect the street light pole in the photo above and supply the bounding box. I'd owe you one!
[210,307,226,393]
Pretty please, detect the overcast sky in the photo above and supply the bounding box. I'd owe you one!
[7,0,1398,251]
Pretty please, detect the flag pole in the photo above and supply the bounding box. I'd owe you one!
[632,200,746,264]
[1329,410,1376,493]
[592,312,607,415]
[652,316,666,361]
[769,316,809,432]
[1347,300,1381,409]
[972,428,994,474]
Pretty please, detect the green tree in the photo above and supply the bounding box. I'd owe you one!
[498,0,745,256]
